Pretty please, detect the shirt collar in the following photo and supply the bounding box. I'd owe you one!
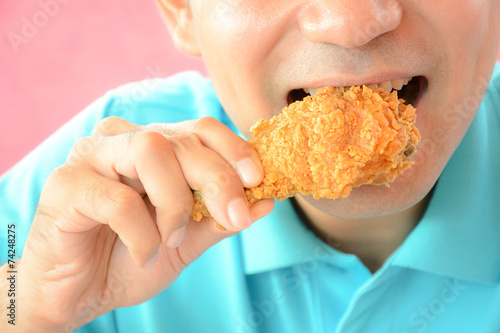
[240,199,329,275]
[240,199,369,275]
[239,87,500,285]
[389,97,500,285]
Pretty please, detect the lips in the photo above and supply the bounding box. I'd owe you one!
[288,76,427,107]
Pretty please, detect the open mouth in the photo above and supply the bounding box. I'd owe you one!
[287,76,428,107]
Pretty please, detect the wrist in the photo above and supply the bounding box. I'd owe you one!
[2,263,57,332]
[1,262,83,333]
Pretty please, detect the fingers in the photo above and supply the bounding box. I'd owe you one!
[176,198,276,267]
[81,132,194,247]
[178,117,265,188]
[45,165,161,269]
[92,117,139,137]
[89,118,263,231]
[78,178,160,269]
[167,131,251,230]
[93,116,265,209]
[249,198,276,222]
[93,117,265,191]
[127,132,194,248]
[69,117,268,268]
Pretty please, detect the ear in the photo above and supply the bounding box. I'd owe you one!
[155,0,201,57]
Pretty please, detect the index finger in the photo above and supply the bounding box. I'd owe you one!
[167,117,264,188]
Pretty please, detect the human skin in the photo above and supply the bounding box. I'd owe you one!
[0,117,274,332]
[1,0,500,331]
[168,0,500,268]
[181,0,500,218]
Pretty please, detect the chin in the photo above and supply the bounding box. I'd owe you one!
[300,153,440,219]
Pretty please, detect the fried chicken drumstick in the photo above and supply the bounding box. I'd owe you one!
[191,85,421,222]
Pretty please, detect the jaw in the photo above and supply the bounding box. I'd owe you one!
[299,162,438,220]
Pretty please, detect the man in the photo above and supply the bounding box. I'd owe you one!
[1,1,499,332]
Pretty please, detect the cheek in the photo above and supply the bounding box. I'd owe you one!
[192,2,296,134]
[433,3,488,42]
[417,1,498,147]
[194,2,281,74]
[412,1,494,67]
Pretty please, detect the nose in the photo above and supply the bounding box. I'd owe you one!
[298,0,403,48]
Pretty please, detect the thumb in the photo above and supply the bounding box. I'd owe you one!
[177,199,275,266]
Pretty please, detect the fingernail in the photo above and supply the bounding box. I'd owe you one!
[143,253,158,270]
[166,226,186,248]
[236,158,262,185]
[227,197,252,229]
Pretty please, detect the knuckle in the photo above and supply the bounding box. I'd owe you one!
[42,165,75,202]
[192,116,218,132]
[92,116,122,136]
[202,166,239,199]
[210,163,238,184]
[168,132,201,151]
[132,131,171,155]
[106,187,143,218]
[49,165,72,184]
[68,137,96,164]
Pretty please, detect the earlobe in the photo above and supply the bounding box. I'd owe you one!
[155,0,201,57]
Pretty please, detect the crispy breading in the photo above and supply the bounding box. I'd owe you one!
[191,85,421,222]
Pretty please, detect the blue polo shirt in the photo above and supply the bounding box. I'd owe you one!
[1,64,500,333]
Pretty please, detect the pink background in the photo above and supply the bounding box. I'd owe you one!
[0,0,206,175]
[1,1,499,175]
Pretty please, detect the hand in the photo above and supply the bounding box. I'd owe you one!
[12,116,274,332]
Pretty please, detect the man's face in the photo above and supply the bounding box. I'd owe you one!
[187,0,500,218]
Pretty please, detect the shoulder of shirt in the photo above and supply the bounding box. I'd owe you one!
[476,62,500,131]
[0,71,227,254]
[484,62,500,102]
[491,61,500,83]
[100,71,227,125]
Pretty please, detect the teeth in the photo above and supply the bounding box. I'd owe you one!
[308,88,320,96]
[373,77,413,93]
[391,79,404,90]
[378,81,393,92]
[303,88,320,96]
[302,77,413,96]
